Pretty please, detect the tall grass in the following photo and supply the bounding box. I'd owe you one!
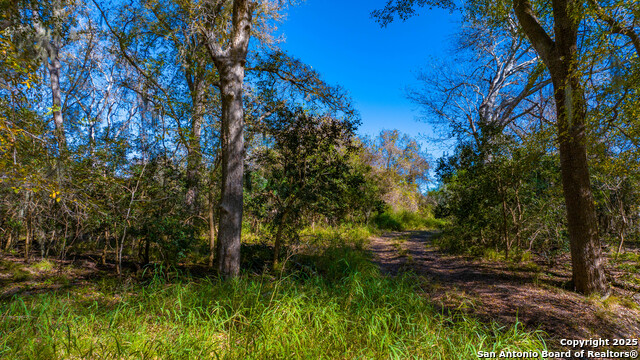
[0,246,546,359]
[372,210,447,231]
[299,224,374,249]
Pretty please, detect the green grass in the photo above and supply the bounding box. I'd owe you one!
[608,250,640,286]
[610,250,640,263]
[299,224,375,249]
[0,246,547,359]
[0,260,32,282]
[372,210,447,231]
[31,260,55,272]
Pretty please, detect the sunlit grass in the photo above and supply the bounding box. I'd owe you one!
[372,210,448,231]
[299,223,375,249]
[0,245,547,359]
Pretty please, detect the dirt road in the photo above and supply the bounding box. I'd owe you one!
[369,231,640,347]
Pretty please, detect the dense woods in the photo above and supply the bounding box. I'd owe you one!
[1,0,639,358]
[0,0,416,267]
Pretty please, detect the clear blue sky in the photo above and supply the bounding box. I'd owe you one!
[276,0,461,160]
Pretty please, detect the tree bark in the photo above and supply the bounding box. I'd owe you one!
[33,10,67,155]
[273,210,288,266]
[116,233,121,275]
[5,231,12,252]
[215,61,245,278]
[513,0,608,295]
[186,75,205,213]
[46,42,67,155]
[101,229,109,266]
[499,182,511,260]
[553,72,608,295]
[204,0,255,278]
[24,217,31,262]
[208,190,217,268]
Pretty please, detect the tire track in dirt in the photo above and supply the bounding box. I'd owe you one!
[369,230,640,351]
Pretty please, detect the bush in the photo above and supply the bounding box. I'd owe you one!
[372,210,445,231]
[372,212,404,231]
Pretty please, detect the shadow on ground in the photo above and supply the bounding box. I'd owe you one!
[369,231,640,348]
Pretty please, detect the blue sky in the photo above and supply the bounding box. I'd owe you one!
[276,0,461,160]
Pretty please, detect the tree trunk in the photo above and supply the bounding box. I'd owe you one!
[46,43,67,155]
[24,218,31,262]
[615,230,625,261]
[139,91,151,164]
[513,0,608,294]
[273,210,288,266]
[115,234,120,275]
[204,0,254,278]
[554,76,608,294]
[186,78,205,213]
[101,229,109,266]
[498,179,510,260]
[513,188,523,249]
[5,231,12,252]
[215,61,245,278]
[143,237,150,266]
[208,193,217,268]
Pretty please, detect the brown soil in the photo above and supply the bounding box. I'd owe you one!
[369,230,640,355]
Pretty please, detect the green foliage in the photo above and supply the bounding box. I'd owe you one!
[0,259,31,282]
[433,135,568,259]
[359,130,431,213]
[432,120,640,260]
[372,211,404,231]
[0,0,441,275]
[371,0,456,27]
[247,106,362,254]
[127,158,198,266]
[31,260,54,271]
[372,210,445,231]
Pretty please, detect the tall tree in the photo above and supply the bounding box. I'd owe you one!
[251,107,358,264]
[409,20,551,148]
[143,0,213,214]
[374,0,610,294]
[201,0,255,277]
[511,0,608,295]
[30,0,82,156]
[360,130,430,213]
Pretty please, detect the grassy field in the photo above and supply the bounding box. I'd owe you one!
[0,227,547,359]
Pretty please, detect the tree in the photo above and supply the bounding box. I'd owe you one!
[374,0,610,295]
[30,0,81,156]
[409,21,552,148]
[202,0,252,278]
[511,0,608,295]
[0,9,43,260]
[408,20,564,259]
[140,0,214,214]
[360,130,430,213]
[199,0,286,277]
[587,0,640,57]
[250,107,359,264]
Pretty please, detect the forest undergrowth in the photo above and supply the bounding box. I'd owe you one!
[0,225,547,359]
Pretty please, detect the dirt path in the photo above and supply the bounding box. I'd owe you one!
[369,231,640,349]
